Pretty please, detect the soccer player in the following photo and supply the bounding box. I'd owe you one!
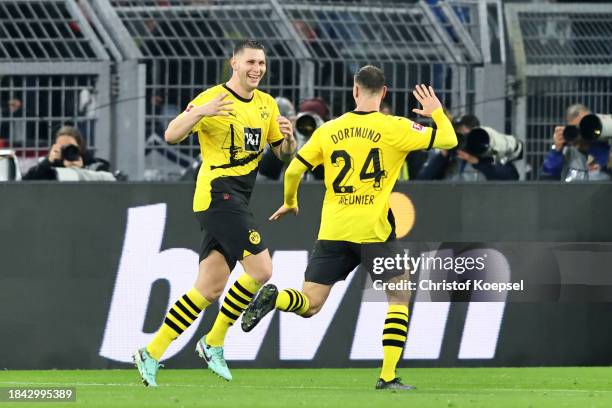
[241,66,457,390]
[133,39,296,386]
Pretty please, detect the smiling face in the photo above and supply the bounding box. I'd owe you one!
[231,47,266,93]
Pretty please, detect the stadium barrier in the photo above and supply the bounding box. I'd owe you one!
[1,182,612,369]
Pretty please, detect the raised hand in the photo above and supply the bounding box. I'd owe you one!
[48,143,62,162]
[412,84,442,117]
[277,116,294,139]
[553,126,565,151]
[193,93,234,117]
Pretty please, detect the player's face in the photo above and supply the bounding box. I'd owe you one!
[233,48,266,92]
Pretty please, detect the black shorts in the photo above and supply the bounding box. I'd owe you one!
[195,192,266,270]
[304,237,405,286]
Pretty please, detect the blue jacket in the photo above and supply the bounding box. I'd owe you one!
[541,142,610,180]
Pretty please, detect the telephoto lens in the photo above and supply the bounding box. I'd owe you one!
[295,112,323,139]
[465,127,523,162]
[579,114,612,141]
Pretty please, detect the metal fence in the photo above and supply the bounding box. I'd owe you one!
[96,0,484,179]
[0,0,111,174]
[282,1,475,119]
[5,1,609,181]
[506,3,612,179]
[104,0,307,179]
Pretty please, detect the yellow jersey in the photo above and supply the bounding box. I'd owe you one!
[289,108,455,243]
[184,84,285,212]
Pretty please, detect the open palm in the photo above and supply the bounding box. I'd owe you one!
[412,84,442,117]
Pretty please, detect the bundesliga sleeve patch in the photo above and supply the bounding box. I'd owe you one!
[412,122,425,132]
[185,104,195,112]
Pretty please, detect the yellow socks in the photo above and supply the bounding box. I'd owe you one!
[146,287,210,361]
[206,273,261,347]
[380,304,409,382]
[275,289,310,315]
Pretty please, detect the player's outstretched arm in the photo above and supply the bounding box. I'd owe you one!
[412,84,457,150]
[269,158,307,221]
[164,93,233,144]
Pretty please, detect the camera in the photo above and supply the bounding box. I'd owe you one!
[295,111,324,141]
[578,114,612,141]
[60,144,82,162]
[464,127,523,163]
[562,125,580,143]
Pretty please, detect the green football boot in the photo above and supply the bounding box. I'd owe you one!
[133,348,162,387]
[196,337,233,381]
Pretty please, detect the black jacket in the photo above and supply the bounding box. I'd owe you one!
[22,152,111,181]
[416,152,519,181]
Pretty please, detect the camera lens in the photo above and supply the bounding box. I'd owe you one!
[579,114,602,141]
[296,115,317,138]
[465,128,490,157]
[563,125,580,142]
[61,144,82,162]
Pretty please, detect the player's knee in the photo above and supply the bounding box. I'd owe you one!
[198,285,224,302]
[246,265,272,284]
[261,263,273,283]
[252,262,272,283]
[242,251,273,283]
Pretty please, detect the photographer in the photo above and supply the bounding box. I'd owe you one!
[259,97,326,181]
[541,104,610,181]
[23,126,113,181]
[417,114,519,181]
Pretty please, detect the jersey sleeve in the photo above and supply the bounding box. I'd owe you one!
[179,89,216,134]
[295,127,324,170]
[390,116,437,152]
[267,97,285,147]
[391,109,457,152]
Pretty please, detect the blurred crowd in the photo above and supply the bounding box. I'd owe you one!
[0,80,611,182]
[1,92,610,183]
[256,97,610,183]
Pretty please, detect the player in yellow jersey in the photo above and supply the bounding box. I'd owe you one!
[241,66,457,390]
[133,39,296,386]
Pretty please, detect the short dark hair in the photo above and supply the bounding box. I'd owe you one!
[454,114,480,130]
[354,65,385,93]
[233,39,265,56]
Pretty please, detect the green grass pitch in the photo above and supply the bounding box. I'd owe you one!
[1,367,611,407]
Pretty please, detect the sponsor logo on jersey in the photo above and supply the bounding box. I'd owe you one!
[244,127,262,151]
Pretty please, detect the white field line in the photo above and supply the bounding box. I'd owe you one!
[0,381,610,394]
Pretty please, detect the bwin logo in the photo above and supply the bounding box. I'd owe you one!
[100,204,508,363]
[244,127,262,151]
